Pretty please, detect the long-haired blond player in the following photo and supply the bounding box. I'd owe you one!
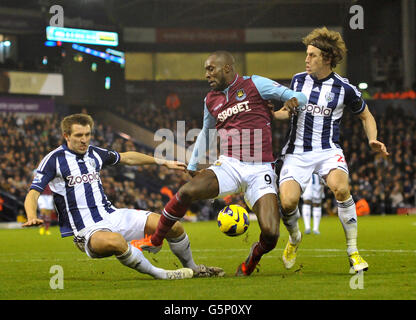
[275,27,388,272]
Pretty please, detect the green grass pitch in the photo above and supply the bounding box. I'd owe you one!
[0,214,415,300]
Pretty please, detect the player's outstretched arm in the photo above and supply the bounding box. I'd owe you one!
[273,97,300,120]
[22,189,44,227]
[119,151,187,171]
[251,75,306,116]
[187,103,217,175]
[358,105,389,157]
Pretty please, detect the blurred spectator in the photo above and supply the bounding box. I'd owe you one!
[165,92,181,110]
[390,182,404,213]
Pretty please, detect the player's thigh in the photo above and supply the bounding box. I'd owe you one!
[279,179,302,211]
[144,212,184,239]
[252,193,280,238]
[88,230,127,257]
[195,157,246,200]
[179,168,220,201]
[109,208,152,242]
[243,163,277,210]
[279,155,315,192]
[325,168,350,201]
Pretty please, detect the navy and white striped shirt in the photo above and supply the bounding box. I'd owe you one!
[282,71,365,155]
[30,144,121,237]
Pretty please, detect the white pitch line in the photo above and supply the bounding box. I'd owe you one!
[181,248,416,254]
[0,248,414,263]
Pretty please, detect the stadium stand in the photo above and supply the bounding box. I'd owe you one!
[0,111,244,223]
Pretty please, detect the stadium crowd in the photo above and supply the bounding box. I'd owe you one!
[0,101,415,223]
[0,111,228,223]
[114,98,202,149]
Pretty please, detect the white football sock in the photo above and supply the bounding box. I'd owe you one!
[302,203,311,231]
[116,244,167,279]
[337,196,358,256]
[167,233,198,272]
[312,205,322,232]
[282,207,301,244]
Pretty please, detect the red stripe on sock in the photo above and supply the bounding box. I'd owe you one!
[151,193,190,246]
[253,234,277,261]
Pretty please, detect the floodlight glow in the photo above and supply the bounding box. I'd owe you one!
[358,82,368,90]
[72,44,125,65]
[45,40,57,47]
[105,48,124,57]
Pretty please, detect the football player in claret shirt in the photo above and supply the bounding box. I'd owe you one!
[275,27,389,272]
[131,51,307,276]
[23,113,224,280]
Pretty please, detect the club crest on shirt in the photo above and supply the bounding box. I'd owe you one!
[236,89,246,101]
[325,92,335,102]
[33,172,44,184]
[89,159,96,168]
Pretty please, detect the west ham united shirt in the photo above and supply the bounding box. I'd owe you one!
[188,74,307,170]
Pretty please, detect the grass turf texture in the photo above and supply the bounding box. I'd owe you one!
[0,215,415,300]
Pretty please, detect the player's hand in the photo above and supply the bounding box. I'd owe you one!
[267,100,275,113]
[369,140,389,157]
[163,160,187,171]
[283,97,299,115]
[22,218,44,227]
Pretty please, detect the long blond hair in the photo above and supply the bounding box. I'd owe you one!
[303,27,347,69]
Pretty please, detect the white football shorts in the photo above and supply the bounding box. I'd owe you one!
[38,195,54,210]
[73,208,152,258]
[208,155,277,210]
[302,174,324,203]
[279,148,349,192]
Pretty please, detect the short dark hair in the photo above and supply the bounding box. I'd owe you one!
[60,113,94,136]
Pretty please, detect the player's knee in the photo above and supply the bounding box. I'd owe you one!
[280,195,299,213]
[260,224,280,243]
[178,184,197,203]
[331,185,350,201]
